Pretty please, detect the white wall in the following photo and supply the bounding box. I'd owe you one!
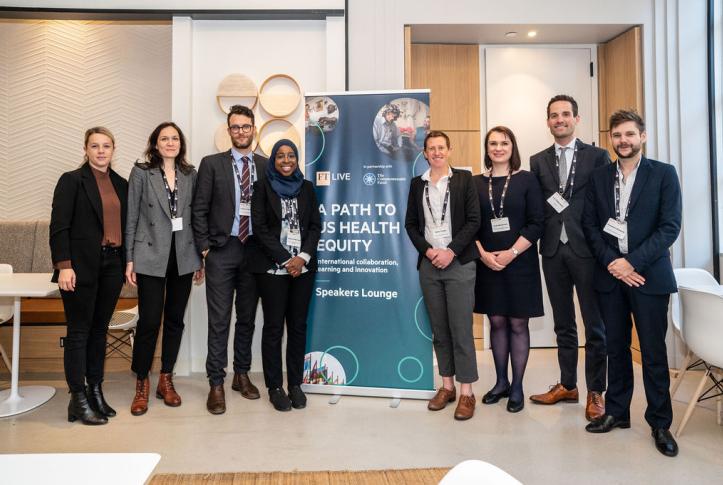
[348,0,714,275]
[173,16,345,374]
[0,19,171,221]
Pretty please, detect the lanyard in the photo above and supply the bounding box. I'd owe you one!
[231,156,257,201]
[487,170,512,218]
[424,176,451,225]
[555,147,578,198]
[613,165,632,222]
[160,166,178,218]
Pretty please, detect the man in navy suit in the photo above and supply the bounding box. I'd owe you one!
[582,109,682,457]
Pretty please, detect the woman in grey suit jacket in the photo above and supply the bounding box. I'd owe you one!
[124,122,203,416]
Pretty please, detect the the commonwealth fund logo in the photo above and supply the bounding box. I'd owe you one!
[363,173,377,186]
[316,171,330,186]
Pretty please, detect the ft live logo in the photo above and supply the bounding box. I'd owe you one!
[316,171,350,186]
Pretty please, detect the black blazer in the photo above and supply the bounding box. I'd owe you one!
[405,168,481,268]
[582,156,682,295]
[248,178,321,273]
[49,163,128,285]
[530,139,610,258]
[192,150,268,251]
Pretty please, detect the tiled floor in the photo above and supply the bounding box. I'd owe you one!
[1,349,722,484]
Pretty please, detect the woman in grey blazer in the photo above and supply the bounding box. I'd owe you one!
[125,122,203,416]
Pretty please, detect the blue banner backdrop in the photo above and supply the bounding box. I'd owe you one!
[302,90,434,394]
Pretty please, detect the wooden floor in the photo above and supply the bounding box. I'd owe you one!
[150,469,449,485]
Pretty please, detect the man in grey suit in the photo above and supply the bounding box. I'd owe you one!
[192,105,268,414]
[529,95,610,421]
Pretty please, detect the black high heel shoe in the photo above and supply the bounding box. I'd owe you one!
[87,383,116,418]
[68,391,108,425]
[482,387,510,404]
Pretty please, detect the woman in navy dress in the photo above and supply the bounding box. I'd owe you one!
[474,126,544,413]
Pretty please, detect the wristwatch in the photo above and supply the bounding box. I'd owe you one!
[510,247,519,257]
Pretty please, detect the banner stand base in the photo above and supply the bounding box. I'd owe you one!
[302,383,436,401]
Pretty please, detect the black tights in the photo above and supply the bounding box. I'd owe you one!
[489,315,530,401]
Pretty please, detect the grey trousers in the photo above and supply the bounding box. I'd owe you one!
[419,258,478,383]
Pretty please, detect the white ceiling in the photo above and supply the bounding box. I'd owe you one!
[410,24,635,44]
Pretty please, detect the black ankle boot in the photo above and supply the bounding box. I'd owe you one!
[68,391,108,425]
[86,383,116,417]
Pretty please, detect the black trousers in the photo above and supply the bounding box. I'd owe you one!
[204,237,258,385]
[599,282,673,429]
[60,250,124,393]
[256,271,314,389]
[542,243,606,391]
[131,241,193,379]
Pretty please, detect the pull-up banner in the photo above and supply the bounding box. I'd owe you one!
[302,90,435,398]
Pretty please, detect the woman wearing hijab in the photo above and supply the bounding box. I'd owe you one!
[250,139,321,412]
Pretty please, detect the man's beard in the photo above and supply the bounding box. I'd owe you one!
[613,142,641,160]
[232,137,253,150]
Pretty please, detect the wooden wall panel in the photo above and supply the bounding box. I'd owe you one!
[598,26,644,160]
[409,44,481,131]
[404,26,412,89]
[446,131,482,173]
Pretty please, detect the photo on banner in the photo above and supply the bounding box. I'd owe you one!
[303,90,434,396]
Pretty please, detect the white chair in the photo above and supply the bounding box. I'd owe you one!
[106,306,138,362]
[675,287,723,437]
[0,264,14,372]
[670,268,722,397]
[440,460,522,485]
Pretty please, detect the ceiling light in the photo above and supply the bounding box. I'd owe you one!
[527,30,537,38]
[505,31,518,38]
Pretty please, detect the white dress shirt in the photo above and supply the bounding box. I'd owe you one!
[616,156,642,255]
[421,167,453,250]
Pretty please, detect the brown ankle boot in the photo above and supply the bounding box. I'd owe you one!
[156,372,182,407]
[131,377,150,416]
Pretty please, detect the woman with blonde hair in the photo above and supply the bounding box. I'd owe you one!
[50,126,128,425]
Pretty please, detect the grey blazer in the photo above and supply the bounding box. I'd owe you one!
[125,163,202,277]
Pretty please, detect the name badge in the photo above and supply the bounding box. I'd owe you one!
[239,202,251,217]
[171,217,183,232]
[432,225,451,240]
[603,218,627,239]
[547,193,569,213]
[491,217,511,233]
[286,229,302,248]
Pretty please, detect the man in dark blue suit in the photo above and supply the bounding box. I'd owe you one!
[582,110,682,457]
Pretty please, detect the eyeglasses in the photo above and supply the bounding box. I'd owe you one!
[229,124,253,134]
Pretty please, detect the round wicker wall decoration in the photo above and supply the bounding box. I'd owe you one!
[257,118,301,156]
[216,73,258,113]
[258,74,302,117]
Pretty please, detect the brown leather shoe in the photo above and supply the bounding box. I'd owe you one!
[427,387,456,411]
[156,372,182,407]
[231,372,260,400]
[529,383,579,405]
[130,377,150,416]
[454,394,476,420]
[207,384,226,415]
[586,391,605,422]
